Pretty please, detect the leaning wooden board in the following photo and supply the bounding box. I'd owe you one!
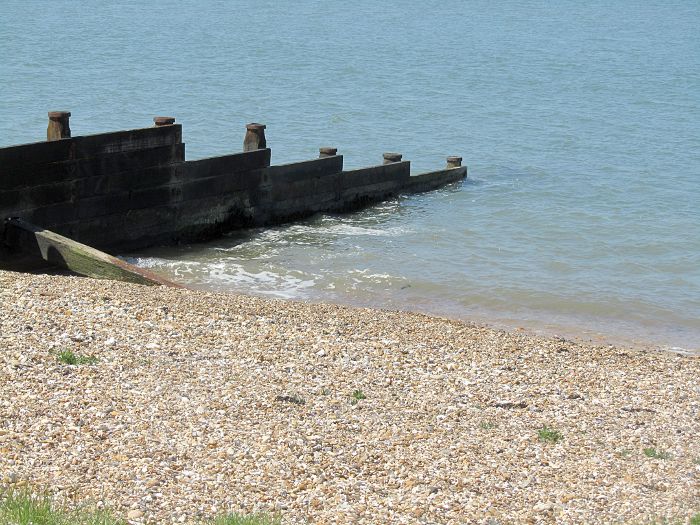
[3,218,181,287]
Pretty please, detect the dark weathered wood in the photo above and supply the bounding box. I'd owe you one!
[0,144,184,191]
[404,166,467,193]
[1,116,467,273]
[74,125,182,158]
[0,126,183,171]
[341,161,410,188]
[0,139,74,170]
[263,155,344,183]
[182,149,271,181]
[3,218,180,287]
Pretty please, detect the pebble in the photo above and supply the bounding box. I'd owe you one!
[0,269,698,525]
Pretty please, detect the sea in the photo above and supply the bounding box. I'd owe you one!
[1,0,698,352]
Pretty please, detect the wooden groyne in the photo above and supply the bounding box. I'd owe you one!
[0,112,466,277]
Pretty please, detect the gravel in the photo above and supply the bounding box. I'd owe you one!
[1,270,699,524]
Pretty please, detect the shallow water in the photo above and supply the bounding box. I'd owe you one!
[2,0,699,351]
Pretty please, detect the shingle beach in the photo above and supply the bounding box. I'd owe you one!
[1,270,698,524]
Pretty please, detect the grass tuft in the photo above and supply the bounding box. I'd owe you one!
[479,421,495,430]
[646,515,700,525]
[0,488,124,525]
[643,447,671,460]
[57,349,98,366]
[1,489,282,525]
[537,425,563,444]
[350,389,366,405]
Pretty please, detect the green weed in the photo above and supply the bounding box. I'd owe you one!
[350,389,366,405]
[212,513,281,525]
[537,425,563,444]
[0,488,282,525]
[57,349,99,366]
[645,514,700,525]
[0,488,123,525]
[643,447,671,460]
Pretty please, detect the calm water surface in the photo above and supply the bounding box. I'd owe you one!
[2,1,699,351]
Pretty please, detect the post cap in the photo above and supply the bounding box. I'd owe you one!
[48,111,71,119]
[246,123,266,131]
[154,116,176,126]
[383,152,402,162]
[319,147,338,155]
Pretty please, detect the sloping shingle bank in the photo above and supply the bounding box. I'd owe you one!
[0,270,698,524]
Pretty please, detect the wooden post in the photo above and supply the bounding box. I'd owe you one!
[319,147,337,158]
[47,111,71,141]
[383,152,402,164]
[244,123,266,152]
[154,116,176,126]
[447,156,462,169]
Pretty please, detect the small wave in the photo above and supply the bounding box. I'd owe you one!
[123,256,202,270]
[206,265,316,299]
[328,224,397,236]
[663,346,699,356]
[348,269,405,281]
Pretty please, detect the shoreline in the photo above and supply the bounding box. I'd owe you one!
[1,270,699,524]
[307,295,700,357]
[175,278,700,358]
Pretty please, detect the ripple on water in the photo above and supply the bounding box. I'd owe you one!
[2,0,699,352]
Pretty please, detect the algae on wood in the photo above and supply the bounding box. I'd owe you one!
[3,218,180,287]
